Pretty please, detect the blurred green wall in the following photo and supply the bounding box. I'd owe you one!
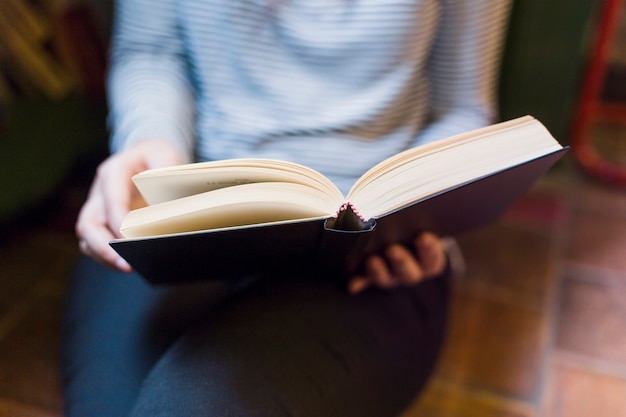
[499,0,598,143]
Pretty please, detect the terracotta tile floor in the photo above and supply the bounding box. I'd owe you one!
[0,155,625,417]
[404,159,626,417]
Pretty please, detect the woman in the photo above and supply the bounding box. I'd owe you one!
[65,1,511,416]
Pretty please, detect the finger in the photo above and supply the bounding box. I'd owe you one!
[79,223,132,272]
[102,143,182,236]
[99,163,139,238]
[364,254,397,289]
[347,276,370,295]
[384,244,424,285]
[415,232,447,278]
[76,191,132,272]
[145,144,185,168]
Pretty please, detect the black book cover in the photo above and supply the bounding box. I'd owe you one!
[111,147,567,284]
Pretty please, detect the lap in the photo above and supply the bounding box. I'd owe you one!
[63,256,450,417]
[62,256,236,417]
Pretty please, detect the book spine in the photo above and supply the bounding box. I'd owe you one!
[328,202,372,231]
[317,217,376,276]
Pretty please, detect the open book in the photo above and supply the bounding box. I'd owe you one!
[111,115,567,283]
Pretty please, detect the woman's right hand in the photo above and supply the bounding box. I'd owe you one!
[75,139,185,271]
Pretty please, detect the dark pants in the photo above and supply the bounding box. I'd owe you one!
[62,256,450,417]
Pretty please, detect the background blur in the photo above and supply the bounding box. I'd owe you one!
[0,0,625,416]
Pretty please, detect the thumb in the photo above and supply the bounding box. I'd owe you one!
[143,141,186,169]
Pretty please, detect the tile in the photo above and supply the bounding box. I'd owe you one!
[456,222,558,309]
[403,377,537,417]
[0,174,85,416]
[565,210,626,272]
[556,273,626,365]
[552,349,626,381]
[590,122,626,166]
[562,261,626,292]
[0,398,61,417]
[0,229,77,317]
[434,287,547,402]
[0,288,65,413]
[544,363,626,417]
[503,188,568,231]
[0,186,80,316]
[567,170,626,218]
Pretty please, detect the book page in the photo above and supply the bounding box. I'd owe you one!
[347,116,564,220]
[120,182,343,238]
[123,116,564,237]
[132,158,344,205]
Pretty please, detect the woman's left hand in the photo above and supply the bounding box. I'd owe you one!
[348,232,447,294]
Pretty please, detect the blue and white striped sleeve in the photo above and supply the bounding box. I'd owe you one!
[107,0,196,161]
[414,0,513,146]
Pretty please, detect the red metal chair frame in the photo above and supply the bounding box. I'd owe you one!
[571,0,626,186]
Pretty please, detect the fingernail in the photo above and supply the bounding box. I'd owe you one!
[115,257,131,272]
[348,279,367,294]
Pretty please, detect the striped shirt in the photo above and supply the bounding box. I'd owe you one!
[108,0,512,193]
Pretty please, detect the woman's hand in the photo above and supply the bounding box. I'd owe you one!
[75,139,185,271]
[348,232,447,294]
